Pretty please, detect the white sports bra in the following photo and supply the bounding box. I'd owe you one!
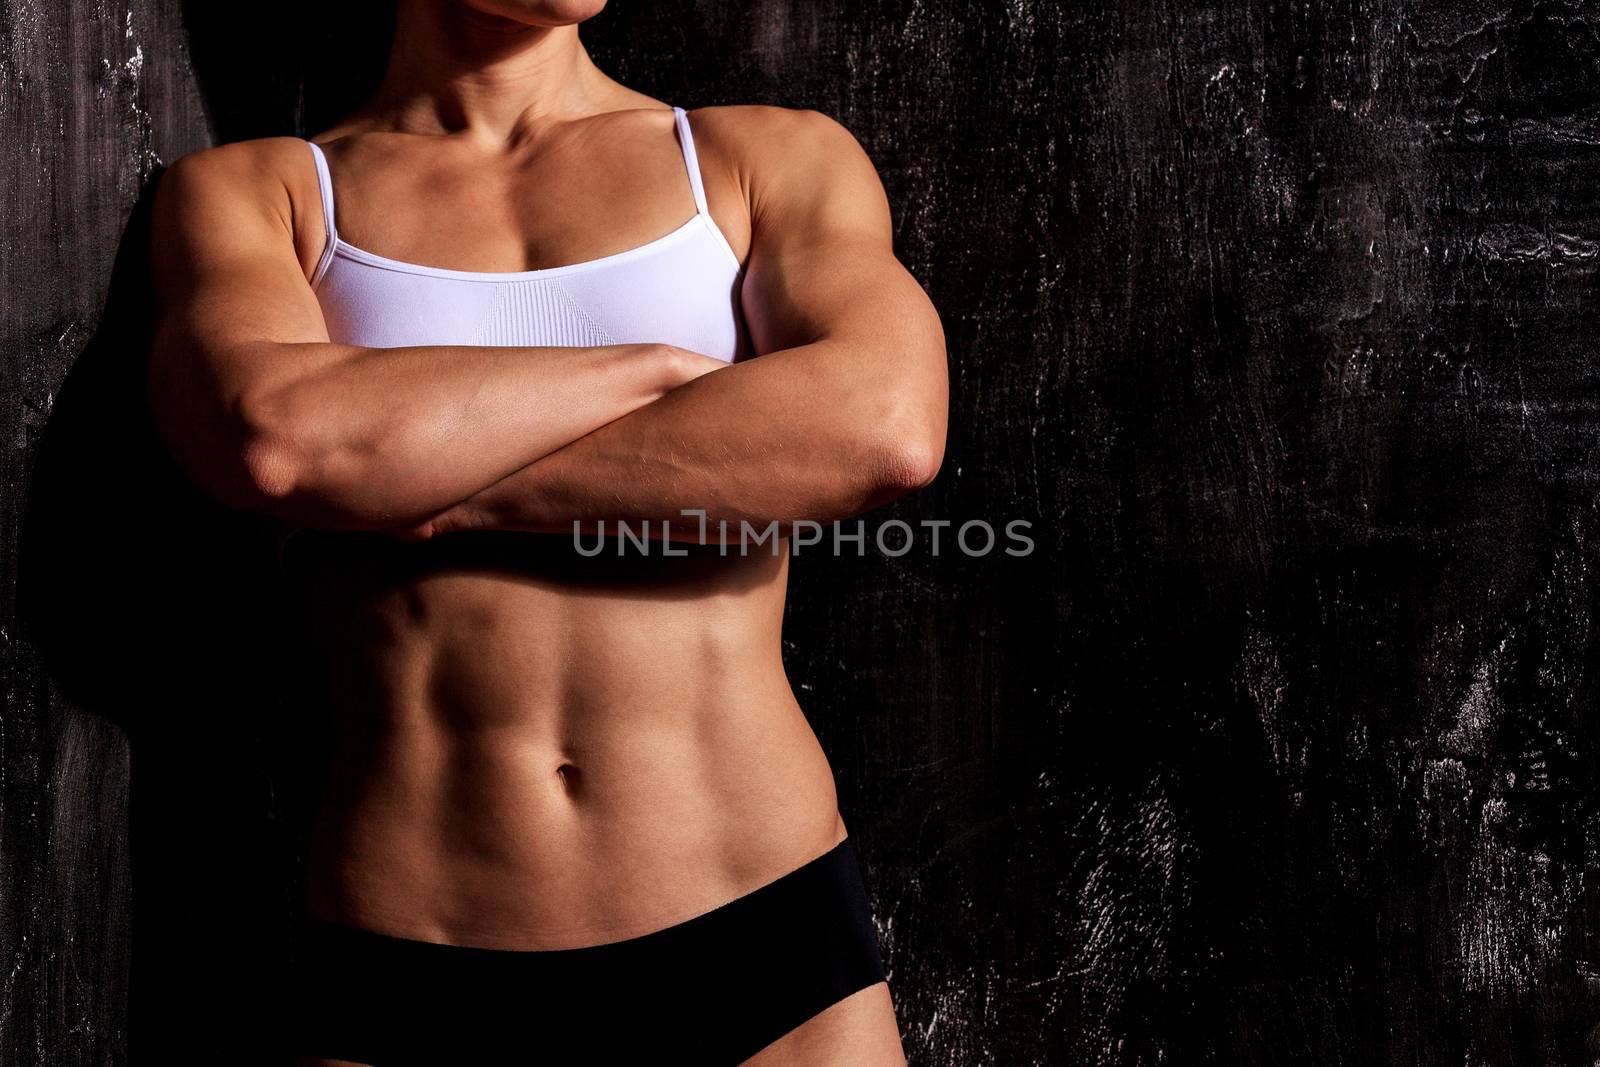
[304,106,749,361]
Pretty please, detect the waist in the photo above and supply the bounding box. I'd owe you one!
[302,698,846,951]
[286,538,840,949]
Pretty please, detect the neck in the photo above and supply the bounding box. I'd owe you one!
[366,1,615,146]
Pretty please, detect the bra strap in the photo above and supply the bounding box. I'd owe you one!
[305,140,339,286]
[671,106,711,218]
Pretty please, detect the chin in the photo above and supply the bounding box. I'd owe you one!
[459,0,609,25]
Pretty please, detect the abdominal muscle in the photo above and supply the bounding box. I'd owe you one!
[288,536,846,951]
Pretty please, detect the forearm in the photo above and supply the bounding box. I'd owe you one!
[225,339,698,529]
[419,338,945,540]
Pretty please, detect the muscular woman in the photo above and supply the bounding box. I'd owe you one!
[145,2,947,1063]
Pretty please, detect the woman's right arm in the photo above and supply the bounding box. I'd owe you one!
[146,139,721,531]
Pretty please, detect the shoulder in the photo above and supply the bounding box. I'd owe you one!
[684,104,865,149]
[683,104,876,177]
[150,137,321,278]
[682,105,888,229]
[154,137,313,226]
[684,105,890,241]
[161,137,311,191]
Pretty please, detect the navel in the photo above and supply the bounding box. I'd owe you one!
[555,761,580,794]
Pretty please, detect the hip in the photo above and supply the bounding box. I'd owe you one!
[283,836,890,1066]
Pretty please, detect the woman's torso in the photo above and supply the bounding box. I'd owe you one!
[280,103,846,949]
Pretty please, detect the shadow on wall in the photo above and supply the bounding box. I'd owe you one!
[180,0,396,141]
[17,175,306,1062]
[16,10,396,1061]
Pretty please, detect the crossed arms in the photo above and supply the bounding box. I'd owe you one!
[146,108,948,540]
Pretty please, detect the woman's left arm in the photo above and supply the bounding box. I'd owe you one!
[405,106,949,539]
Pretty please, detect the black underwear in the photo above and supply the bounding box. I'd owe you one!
[280,837,889,1064]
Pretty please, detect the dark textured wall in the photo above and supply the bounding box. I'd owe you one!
[5,0,1600,1063]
